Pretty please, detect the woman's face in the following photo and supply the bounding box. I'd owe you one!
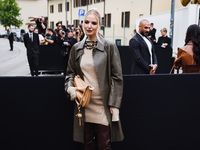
[161,30,166,36]
[84,14,100,37]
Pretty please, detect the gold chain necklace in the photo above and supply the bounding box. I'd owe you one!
[84,41,97,49]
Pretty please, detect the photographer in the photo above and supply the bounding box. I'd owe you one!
[55,22,62,34]
[34,16,47,34]
[61,31,77,74]
[56,29,66,46]
[74,25,84,42]
[44,28,56,45]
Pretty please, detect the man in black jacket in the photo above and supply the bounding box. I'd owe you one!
[8,29,14,51]
[148,23,157,44]
[129,19,158,74]
[62,31,77,75]
[24,24,40,76]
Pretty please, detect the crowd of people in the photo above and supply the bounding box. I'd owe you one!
[20,16,86,76]
[32,17,85,47]
[7,13,199,77]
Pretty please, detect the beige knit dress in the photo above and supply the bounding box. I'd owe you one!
[80,47,109,126]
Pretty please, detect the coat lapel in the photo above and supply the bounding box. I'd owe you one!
[136,33,153,55]
[136,33,149,52]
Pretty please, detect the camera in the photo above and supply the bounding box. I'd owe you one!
[61,31,65,35]
[41,33,46,37]
[39,18,42,22]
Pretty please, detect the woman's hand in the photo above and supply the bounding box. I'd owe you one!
[67,87,81,101]
[110,107,119,122]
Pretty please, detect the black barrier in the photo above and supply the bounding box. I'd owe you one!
[155,45,173,74]
[38,45,133,74]
[118,46,132,74]
[1,74,200,150]
[38,45,65,71]
[38,45,173,75]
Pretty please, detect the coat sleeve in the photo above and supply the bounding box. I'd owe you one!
[129,39,151,73]
[152,46,158,65]
[37,34,40,46]
[64,45,76,92]
[107,43,123,108]
[174,48,183,69]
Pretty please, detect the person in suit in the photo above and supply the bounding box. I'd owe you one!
[8,29,14,51]
[24,24,40,76]
[148,23,157,44]
[129,19,158,74]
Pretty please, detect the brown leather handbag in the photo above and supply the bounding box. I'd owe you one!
[74,75,94,126]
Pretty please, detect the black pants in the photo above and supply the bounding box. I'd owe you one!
[9,39,13,50]
[27,54,39,76]
[84,123,111,150]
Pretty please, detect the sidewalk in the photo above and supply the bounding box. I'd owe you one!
[0,38,30,76]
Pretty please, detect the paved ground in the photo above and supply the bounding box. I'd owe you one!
[0,38,30,76]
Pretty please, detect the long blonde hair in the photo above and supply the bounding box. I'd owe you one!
[82,8,102,43]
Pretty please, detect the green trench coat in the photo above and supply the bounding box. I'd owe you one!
[65,35,124,143]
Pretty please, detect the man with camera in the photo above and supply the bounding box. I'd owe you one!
[44,28,56,45]
[56,29,66,46]
[62,31,77,74]
[34,17,47,34]
[55,22,62,34]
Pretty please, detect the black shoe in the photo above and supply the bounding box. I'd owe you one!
[10,49,13,51]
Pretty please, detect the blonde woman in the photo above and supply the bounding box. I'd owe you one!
[65,9,124,150]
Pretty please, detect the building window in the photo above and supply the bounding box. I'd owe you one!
[89,0,93,4]
[50,5,54,13]
[66,2,69,11]
[74,0,80,7]
[50,21,54,29]
[73,19,79,27]
[58,3,62,12]
[102,17,105,26]
[94,0,104,3]
[81,0,87,6]
[105,13,111,27]
[58,21,62,25]
[125,12,130,27]
[121,12,124,28]
[121,11,130,28]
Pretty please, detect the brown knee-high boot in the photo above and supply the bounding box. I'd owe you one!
[84,123,96,150]
[97,124,111,150]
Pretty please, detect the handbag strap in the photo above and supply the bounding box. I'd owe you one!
[169,66,174,74]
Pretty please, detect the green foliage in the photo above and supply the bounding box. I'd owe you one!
[0,0,23,28]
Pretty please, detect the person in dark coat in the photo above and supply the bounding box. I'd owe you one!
[8,29,14,51]
[157,28,171,48]
[65,9,124,149]
[129,19,158,74]
[148,23,157,44]
[34,17,47,34]
[24,24,40,76]
[62,31,77,75]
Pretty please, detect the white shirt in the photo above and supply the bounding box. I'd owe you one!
[138,33,153,65]
[38,34,44,42]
